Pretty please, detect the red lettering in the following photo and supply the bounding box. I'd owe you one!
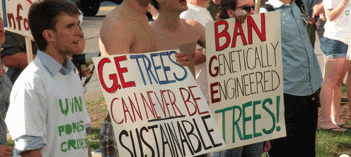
[16,4,23,31]
[231,22,247,48]
[188,86,209,115]
[24,18,30,31]
[114,56,135,88]
[214,20,231,51]
[7,13,15,30]
[167,90,183,117]
[110,98,123,124]
[247,14,266,44]
[6,4,30,32]
[210,82,221,103]
[147,91,161,119]
[180,87,197,116]
[27,0,33,4]
[98,58,119,93]
[130,93,143,122]
[209,55,219,77]
[160,90,172,117]
[141,92,157,120]
[121,98,134,123]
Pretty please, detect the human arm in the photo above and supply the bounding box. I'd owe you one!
[313,1,325,16]
[0,145,13,157]
[195,21,206,65]
[5,77,47,156]
[21,149,43,157]
[87,142,92,157]
[1,31,37,69]
[324,0,349,21]
[2,52,29,69]
[0,62,3,77]
[194,50,206,65]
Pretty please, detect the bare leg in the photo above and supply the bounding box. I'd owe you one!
[320,57,348,130]
[335,60,351,126]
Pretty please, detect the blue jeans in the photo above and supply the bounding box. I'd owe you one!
[210,142,264,157]
[320,37,348,59]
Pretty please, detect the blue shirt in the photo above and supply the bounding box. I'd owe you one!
[267,0,323,96]
[13,50,91,155]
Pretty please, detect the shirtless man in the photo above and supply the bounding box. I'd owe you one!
[150,0,206,52]
[149,1,208,156]
[99,0,190,156]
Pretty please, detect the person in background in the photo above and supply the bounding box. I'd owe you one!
[0,16,14,157]
[319,0,351,131]
[180,0,213,102]
[150,0,207,154]
[210,0,267,156]
[261,0,323,155]
[0,31,38,83]
[99,0,191,155]
[207,0,222,19]
[5,1,91,156]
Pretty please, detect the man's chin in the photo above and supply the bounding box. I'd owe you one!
[69,48,85,55]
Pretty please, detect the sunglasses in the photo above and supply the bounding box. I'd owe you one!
[237,5,255,12]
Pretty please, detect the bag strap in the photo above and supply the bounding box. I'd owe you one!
[295,0,307,14]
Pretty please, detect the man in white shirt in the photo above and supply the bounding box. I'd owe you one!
[5,1,91,156]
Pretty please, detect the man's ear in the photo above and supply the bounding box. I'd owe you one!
[43,30,55,42]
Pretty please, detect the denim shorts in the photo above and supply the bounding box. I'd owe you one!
[320,37,348,59]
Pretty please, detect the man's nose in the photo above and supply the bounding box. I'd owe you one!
[77,26,84,38]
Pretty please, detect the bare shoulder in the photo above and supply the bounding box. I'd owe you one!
[183,19,205,29]
[100,9,134,55]
[100,9,132,36]
[182,19,205,33]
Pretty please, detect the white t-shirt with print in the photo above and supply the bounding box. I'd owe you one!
[323,0,351,44]
[5,58,91,157]
[180,3,213,101]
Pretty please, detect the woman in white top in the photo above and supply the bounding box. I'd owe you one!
[319,0,351,131]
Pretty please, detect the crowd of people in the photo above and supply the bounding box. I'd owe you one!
[0,0,350,156]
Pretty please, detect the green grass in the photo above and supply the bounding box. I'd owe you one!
[85,96,105,106]
[342,84,347,94]
[316,129,351,157]
[88,129,101,151]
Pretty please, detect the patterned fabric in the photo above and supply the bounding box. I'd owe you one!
[0,73,12,145]
[100,120,118,157]
[267,0,323,96]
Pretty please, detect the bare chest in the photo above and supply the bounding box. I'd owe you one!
[130,24,157,54]
[154,28,200,51]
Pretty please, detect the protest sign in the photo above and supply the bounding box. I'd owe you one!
[93,50,225,157]
[4,0,37,38]
[3,0,39,62]
[206,11,286,150]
